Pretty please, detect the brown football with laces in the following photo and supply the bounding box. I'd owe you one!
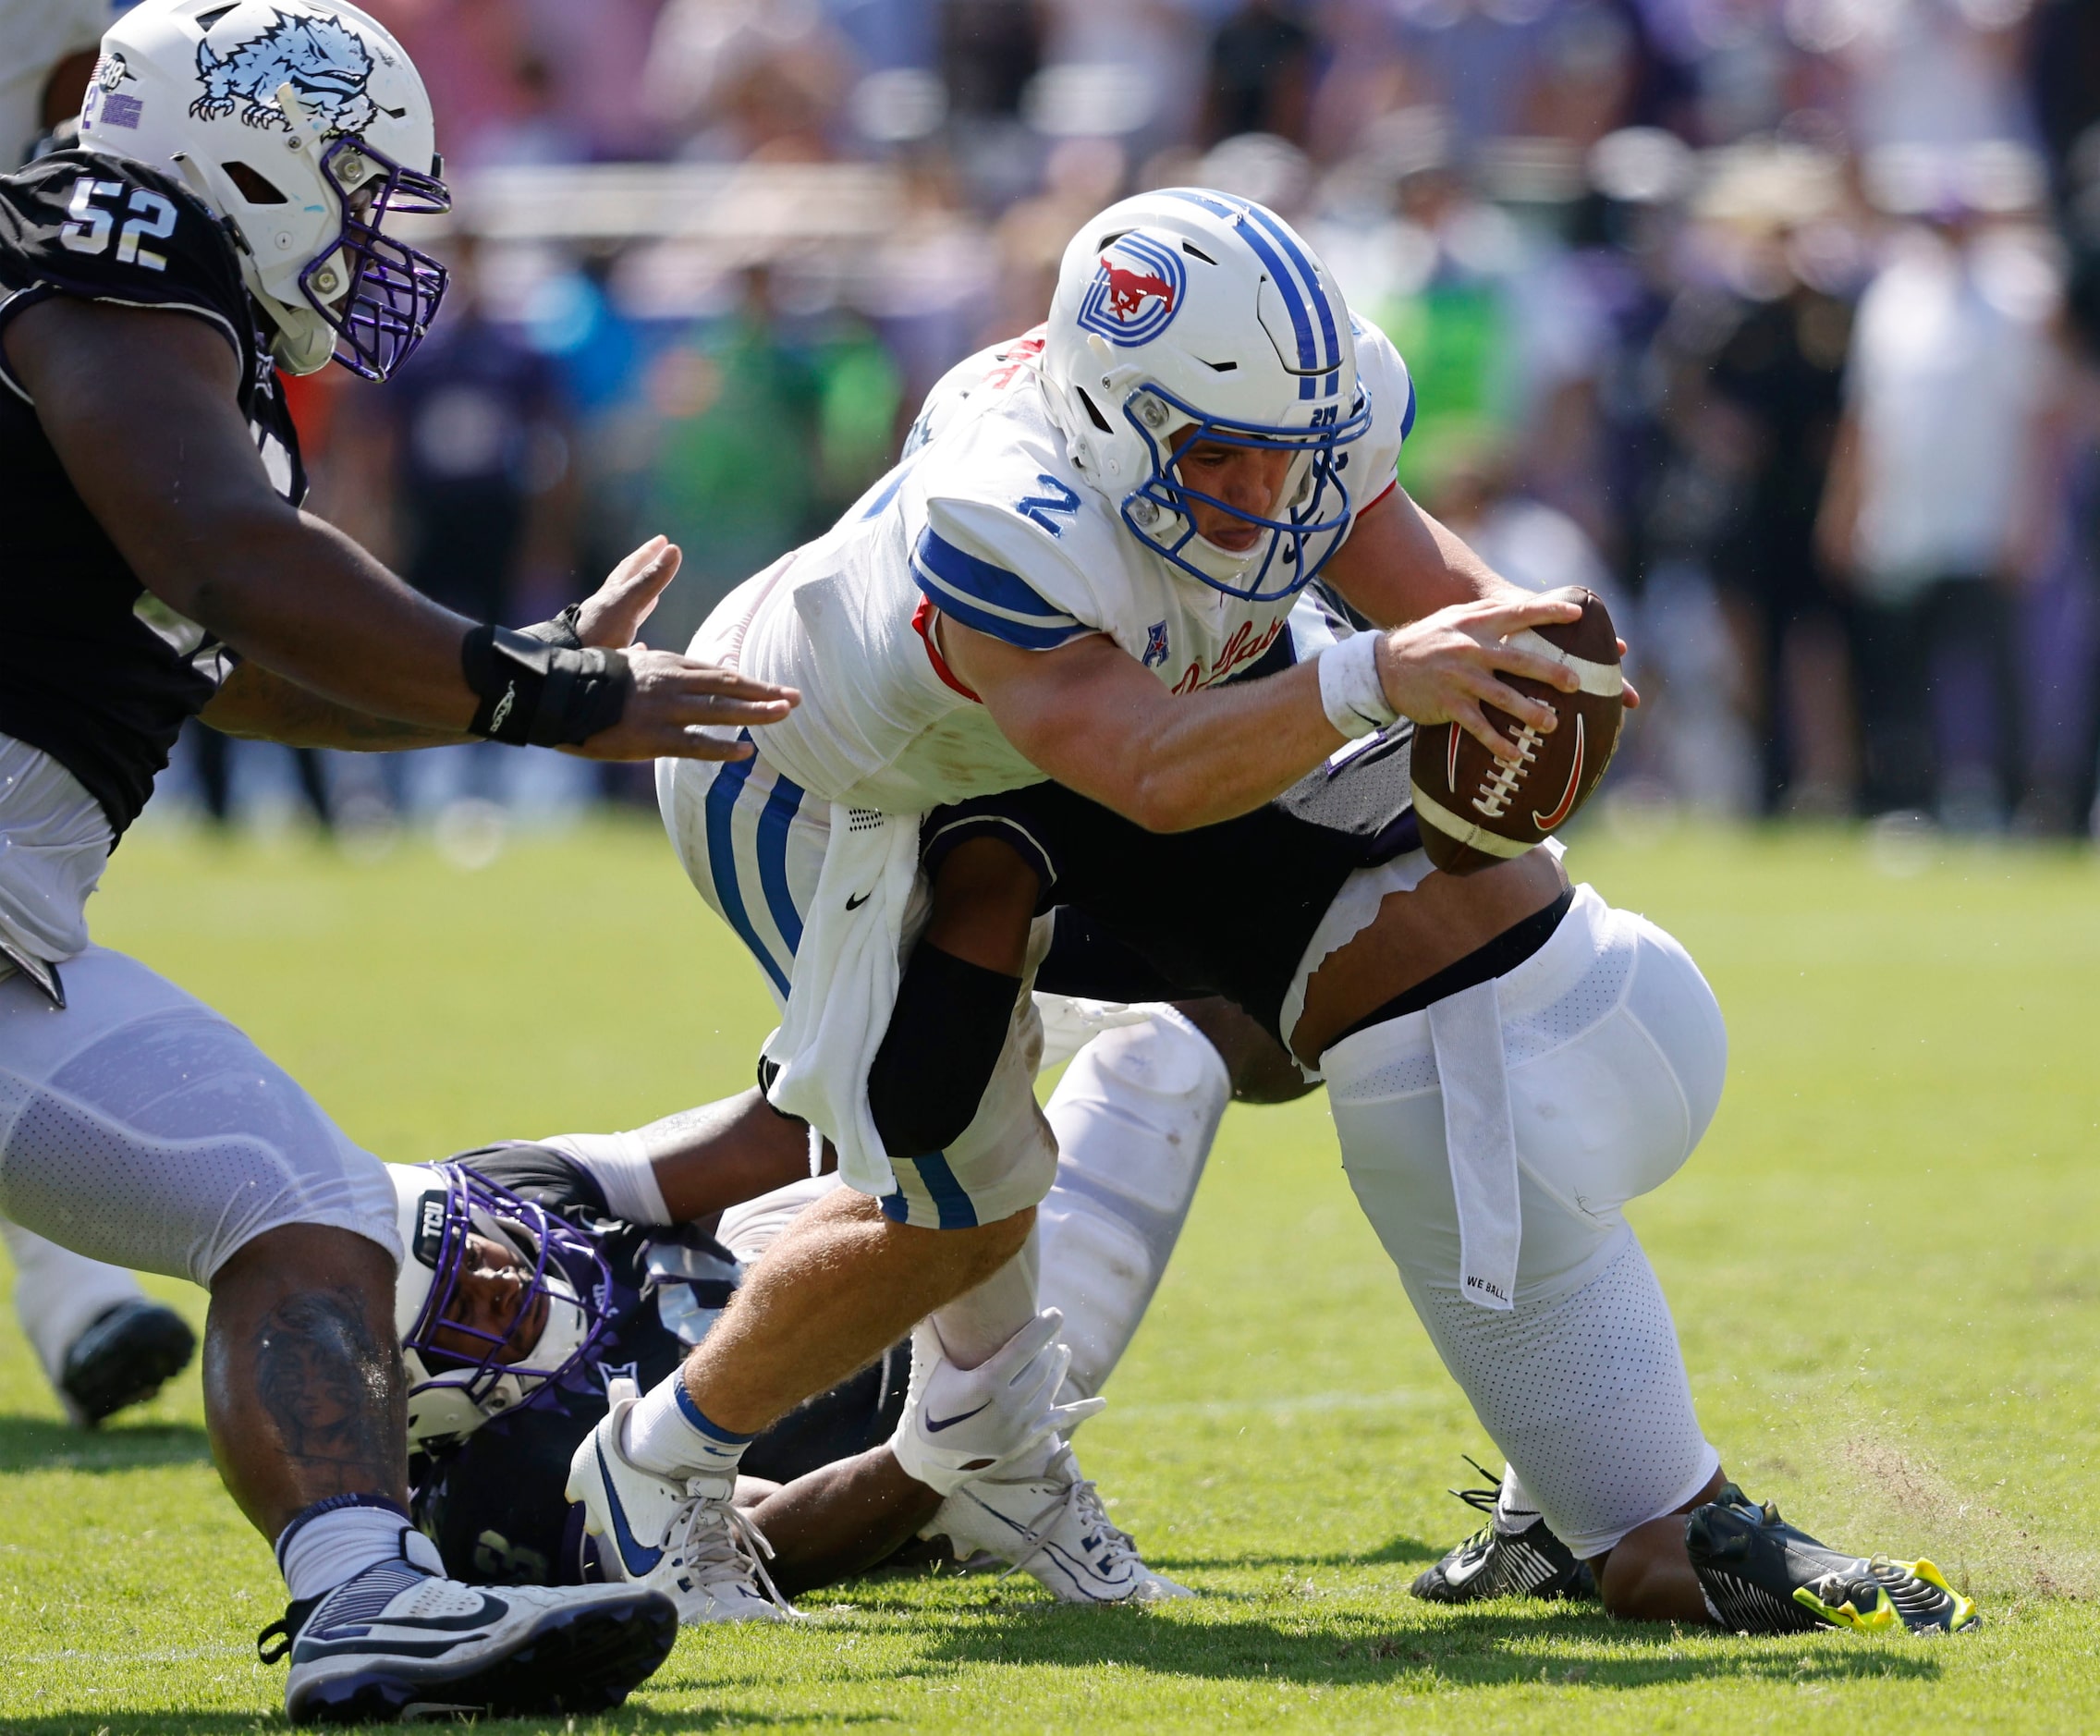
[1408,588,1625,874]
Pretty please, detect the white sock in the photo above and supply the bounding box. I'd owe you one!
[621,1374,751,1481]
[275,1497,414,1602]
[1496,1462,1542,1534]
[931,1232,1041,1371]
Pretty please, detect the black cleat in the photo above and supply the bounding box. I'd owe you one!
[58,1298,197,1427]
[1410,1458,1598,1604]
[261,1541,678,1723]
[1685,1485,1979,1635]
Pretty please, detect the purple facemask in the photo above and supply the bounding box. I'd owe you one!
[298,134,450,381]
[403,1163,610,1412]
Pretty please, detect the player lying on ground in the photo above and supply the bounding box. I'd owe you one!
[0,1,796,1719]
[379,682,1972,1636]
[880,697,1977,1635]
[571,188,1600,1620]
[378,993,1264,1611]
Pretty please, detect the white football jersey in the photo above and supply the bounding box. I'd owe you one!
[715,317,1415,813]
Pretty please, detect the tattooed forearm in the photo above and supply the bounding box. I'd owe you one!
[252,1287,406,1492]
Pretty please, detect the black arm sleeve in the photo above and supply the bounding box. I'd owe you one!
[867,942,1023,1158]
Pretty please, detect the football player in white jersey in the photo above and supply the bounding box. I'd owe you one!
[568,189,1602,1618]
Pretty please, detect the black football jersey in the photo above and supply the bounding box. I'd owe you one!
[409,1143,910,1587]
[0,149,305,835]
[926,721,1419,1046]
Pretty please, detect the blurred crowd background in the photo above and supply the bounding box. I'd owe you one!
[171,0,2100,846]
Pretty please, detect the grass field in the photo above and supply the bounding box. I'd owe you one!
[4,812,2099,1733]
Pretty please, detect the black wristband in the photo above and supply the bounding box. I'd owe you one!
[460,624,632,747]
[518,603,586,651]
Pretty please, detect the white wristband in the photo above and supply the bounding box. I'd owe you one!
[1317,630,1398,739]
[537,1129,673,1226]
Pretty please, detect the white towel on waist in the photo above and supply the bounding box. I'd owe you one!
[762,801,920,1202]
[1428,977,1521,1311]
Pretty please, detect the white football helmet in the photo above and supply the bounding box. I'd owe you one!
[387,1161,605,1448]
[75,0,448,377]
[1041,189,1374,602]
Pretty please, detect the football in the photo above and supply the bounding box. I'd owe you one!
[1409,588,1625,874]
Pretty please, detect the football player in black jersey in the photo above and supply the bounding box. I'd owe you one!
[384,1042,1243,1610]
[0,0,799,1721]
[0,0,205,1439]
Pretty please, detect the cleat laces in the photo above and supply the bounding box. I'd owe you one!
[984,1451,1142,1588]
[666,1485,798,1619]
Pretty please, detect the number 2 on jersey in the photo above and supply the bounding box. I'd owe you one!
[60,177,177,272]
[1015,473,1081,536]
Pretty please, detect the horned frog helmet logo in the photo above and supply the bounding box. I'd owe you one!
[189,9,379,136]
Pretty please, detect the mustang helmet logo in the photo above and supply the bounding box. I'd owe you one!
[1077,231,1186,348]
[190,10,378,135]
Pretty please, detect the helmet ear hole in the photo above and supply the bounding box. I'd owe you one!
[221,161,287,204]
[1078,387,1114,434]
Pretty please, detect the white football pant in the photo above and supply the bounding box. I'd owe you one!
[1035,1005,1227,1402]
[0,947,401,1288]
[1324,884,1728,1557]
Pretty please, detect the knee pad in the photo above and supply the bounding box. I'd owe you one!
[1035,1009,1228,1401]
[1409,1235,1718,1559]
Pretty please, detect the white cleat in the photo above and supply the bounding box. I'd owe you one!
[929,1443,1195,1604]
[564,1394,799,1625]
[260,1528,676,1724]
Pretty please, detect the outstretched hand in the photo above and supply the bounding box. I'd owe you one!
[1374,591,1589,763]
[571,535,682,651]
[564,535,800,763]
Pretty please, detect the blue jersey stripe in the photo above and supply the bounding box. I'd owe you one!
[912,528,1087,651]
[907,1152,980,1229]
[1399,369,1417,442]
[753,772,806,960]
[702,744,789,998]
[914,528,1078,626]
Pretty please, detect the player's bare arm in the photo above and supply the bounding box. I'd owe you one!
[1322,482,1640,709]
[6,298,796,762]
[938,586,1582,831]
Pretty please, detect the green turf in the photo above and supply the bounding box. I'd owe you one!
[4,813,2098,1732]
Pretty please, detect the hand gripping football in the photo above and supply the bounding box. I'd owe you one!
[1409,588,1624,875]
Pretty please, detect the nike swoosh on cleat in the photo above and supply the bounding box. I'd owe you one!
[923,1402,993,1433]
[596,1440,664,1577]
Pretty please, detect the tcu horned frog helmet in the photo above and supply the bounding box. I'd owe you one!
[387,1162,609,1447]
[1041,189,1373,602]
[75,0,448,378]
